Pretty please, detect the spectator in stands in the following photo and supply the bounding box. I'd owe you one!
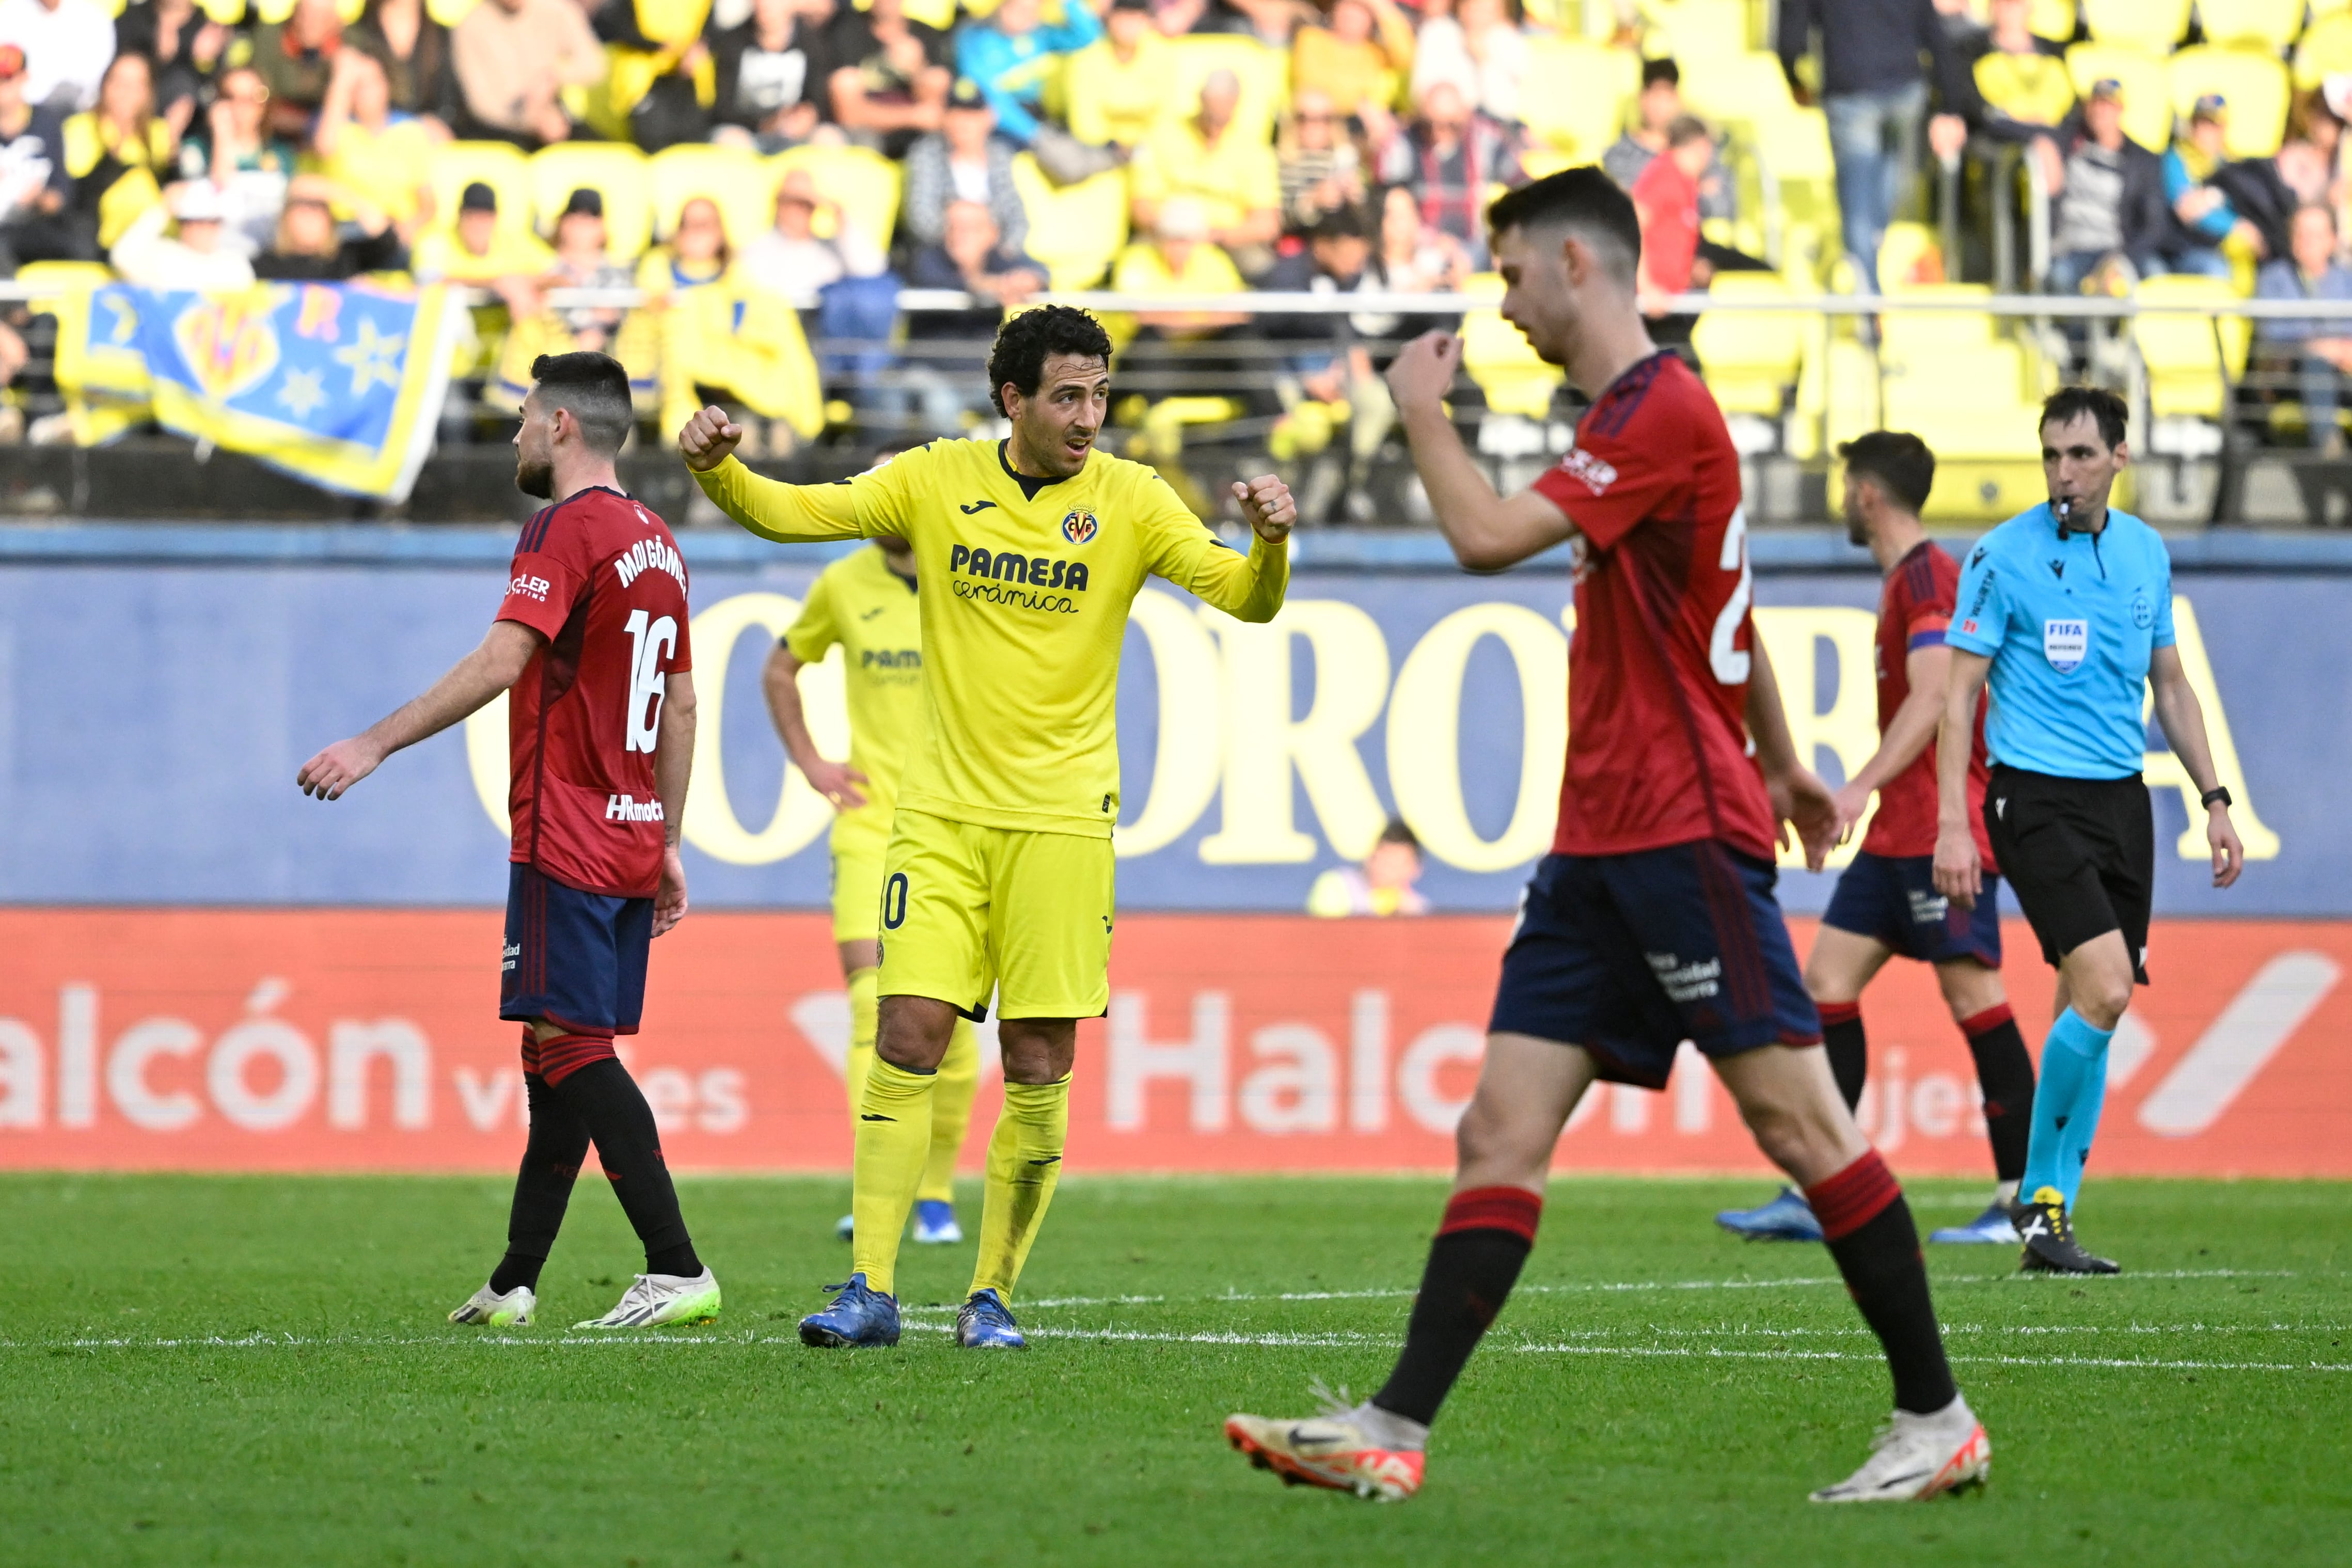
[711,0,843,151]
[495,184,657,417]
[1065,0,1168,155]
[2046,79,2169,295]
[176,64,295,257]
[2254,202,2352,453]
[62,51,172,256]
[824,0,953,159]
[450,0,604,149]
[0,43,83,272]
[902,77,1028,254]
[1149,0,1252,39]
[1258,202,1394,522]
[252,171,402,280]
[588,0,718,150]
[1229,0,1301,47]
[1291,0,1413,123]
[1133,69,1282,277]
[956,0,1099,150]
[1374,178,1465,294]
[108,177,251,286]
[312,47,434,245]
[1411,0,1528,130]
[1113,195,1247,338]
[644,192,825,452]
[348,0,457,126]
[0,0,114,113]
[1278,88,1366,239]
[1376,76,1523,268]
[2164,96,2262,280]
[411,178,551,286]
[251,0,348,140]
[2228,134,2333,269]
[1776,0,1968,295]
[1633,115,1713,339]
[1307,818,1428,918]
[115,0,227,136]
[741,166,890,309]
[1602,58,1734,225]
[903,197,1046,427]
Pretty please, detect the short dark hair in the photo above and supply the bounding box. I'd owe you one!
[1665,114,1711,148]
[987,304,1113,418]
[1641,57,1680,89]
[1310,203,1369,242]
[1376,817,1419,850]
[1485,166,1641,287]
[529,352,634,455]
[2039,385,2128,450]
[1838,431,1936,513]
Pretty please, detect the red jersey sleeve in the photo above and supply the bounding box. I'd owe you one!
[1898,550,1957,652]
[1529,368,1692,552]
[497,507,586,641]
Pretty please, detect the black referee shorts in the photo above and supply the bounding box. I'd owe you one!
[1982,765,2153,984]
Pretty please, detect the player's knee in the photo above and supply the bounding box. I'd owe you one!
[875,996,956,1072]
[2075,981,2132,1032]
[1453,1090,1548,1182]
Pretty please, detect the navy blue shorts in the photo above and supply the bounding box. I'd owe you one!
[500,862,653,1034]
[1821,851,2002,968]
[1489,843,1821,1090]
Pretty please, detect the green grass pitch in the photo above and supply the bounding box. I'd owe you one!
[5,1173,2348,1566]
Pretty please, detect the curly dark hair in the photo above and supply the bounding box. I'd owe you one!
[987,305,1114,417]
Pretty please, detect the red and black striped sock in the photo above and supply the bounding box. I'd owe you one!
[1807,1151,1956,1415]
[1960,1003,2035,1185]
[1370,1186,1542,1428]
[490,1071,589,1295]
[1818,1000,1867,1114]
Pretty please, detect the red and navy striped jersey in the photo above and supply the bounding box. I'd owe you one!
[496,486,693,898]
[1531,352,1776,861]
[1860,540,1995,865]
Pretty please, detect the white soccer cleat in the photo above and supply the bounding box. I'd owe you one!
[1224,1408,1426,1502]
[448,1282,535,1328]
[571,1268,722,1329]
[1809,1395,1991,1502]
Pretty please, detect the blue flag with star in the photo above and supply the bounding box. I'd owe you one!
[49,282,462,501]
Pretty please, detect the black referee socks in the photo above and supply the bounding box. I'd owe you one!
[1372,1187,1542,1428]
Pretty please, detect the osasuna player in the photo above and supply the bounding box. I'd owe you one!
[297,352,720,1331]
[680,306,1294,1351]
[1717,433,2038,1246]
[1935,387,2245,1273]
[764,530,985,1245]
[1224,170,1990,1504]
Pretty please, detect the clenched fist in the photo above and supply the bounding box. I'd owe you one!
[678,405,744,472]
[1231,474,1297,545]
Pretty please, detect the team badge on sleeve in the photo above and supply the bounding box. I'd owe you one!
[1061,509,1099,545]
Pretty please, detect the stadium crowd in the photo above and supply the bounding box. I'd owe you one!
[0,0,2347,461]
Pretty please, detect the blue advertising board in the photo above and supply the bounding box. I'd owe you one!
[0,528,2334,913]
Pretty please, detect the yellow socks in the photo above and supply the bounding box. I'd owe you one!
[849,1057,934,1297]
[969,1076,1070,1302]
[842,967,879,1139]
[919,1019,982,1205]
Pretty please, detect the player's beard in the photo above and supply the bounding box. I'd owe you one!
[1844,509,1869,548]
[516,456,555,500]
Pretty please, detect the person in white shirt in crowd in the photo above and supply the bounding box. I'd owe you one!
[0,0,115,112]
[1410,0,1528,128]
[109,176,255,287]
[740,167,888,308]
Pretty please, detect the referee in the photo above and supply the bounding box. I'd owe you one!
[1934,386,2245,1275]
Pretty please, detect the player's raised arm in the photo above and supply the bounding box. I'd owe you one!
[296,620,542,800]
[678,405,874,544]
[1146,474,1295,624]
[1385,332,1577,571]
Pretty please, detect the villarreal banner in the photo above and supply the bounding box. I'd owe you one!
[48,283,461,501]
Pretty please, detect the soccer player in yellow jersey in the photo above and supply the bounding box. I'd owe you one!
[763,532,984,1246]
[680,305,1296,1350]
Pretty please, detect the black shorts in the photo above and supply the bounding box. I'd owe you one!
[1981,765,2152,984]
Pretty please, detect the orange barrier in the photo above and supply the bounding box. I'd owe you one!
[0,911,2344,1177]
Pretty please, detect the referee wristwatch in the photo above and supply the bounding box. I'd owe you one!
[2201,786,2233,809]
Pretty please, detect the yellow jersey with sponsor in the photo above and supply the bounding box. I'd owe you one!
[694,438,1290,837]
[782,543,925,839]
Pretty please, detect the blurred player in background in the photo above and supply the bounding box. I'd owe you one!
[681,305,1295,1351]
[764,523,984,1246]
[297,352,719,1332]
[1225,170,1991,1505]
[1716,432,2038,1247]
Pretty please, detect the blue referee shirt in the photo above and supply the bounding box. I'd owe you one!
[1946,502,2175,780]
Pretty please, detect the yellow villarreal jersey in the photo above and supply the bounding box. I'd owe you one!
[695,437,1290,837]
[783,544,926,820]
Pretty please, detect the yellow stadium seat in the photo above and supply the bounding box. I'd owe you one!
[1679,50,1801,130]
[1876,220,1944,290]
[427,141,533,243]
[251,0,365,20]
[529,144,654,260]
[769,145,903,252]
[2294,13,2352,89]
[197,0,247,21]
[429,0,479,23]
[1010,153,1127,290]
[1644,0,1752,61]
[1789,335,1880,462]
[17,260,116,296]
[2067,44,2174,152]
[2134,276,2251,422]
[1459,274,1561,417]
[2197,0,2307,50]
[2170,46,2291,159]
[648,144,771,247]
[1753,106,1836,181]
[1691,273,1803,417]
[1163,36,1288,149]
[1878,283,2000,357]
[2082,0,2191,51]
[1517,37,1640,157]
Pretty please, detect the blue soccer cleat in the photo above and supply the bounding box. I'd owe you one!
[912,1199,964,1245]
[1930,1198,2023,1245]
[798,1273,901,1348]
[1715,1186,1825,1242]
[955,1288,1026,1350]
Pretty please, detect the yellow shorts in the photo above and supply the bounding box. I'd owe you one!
[828,809,891,944]
[877,809,1114,1021]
